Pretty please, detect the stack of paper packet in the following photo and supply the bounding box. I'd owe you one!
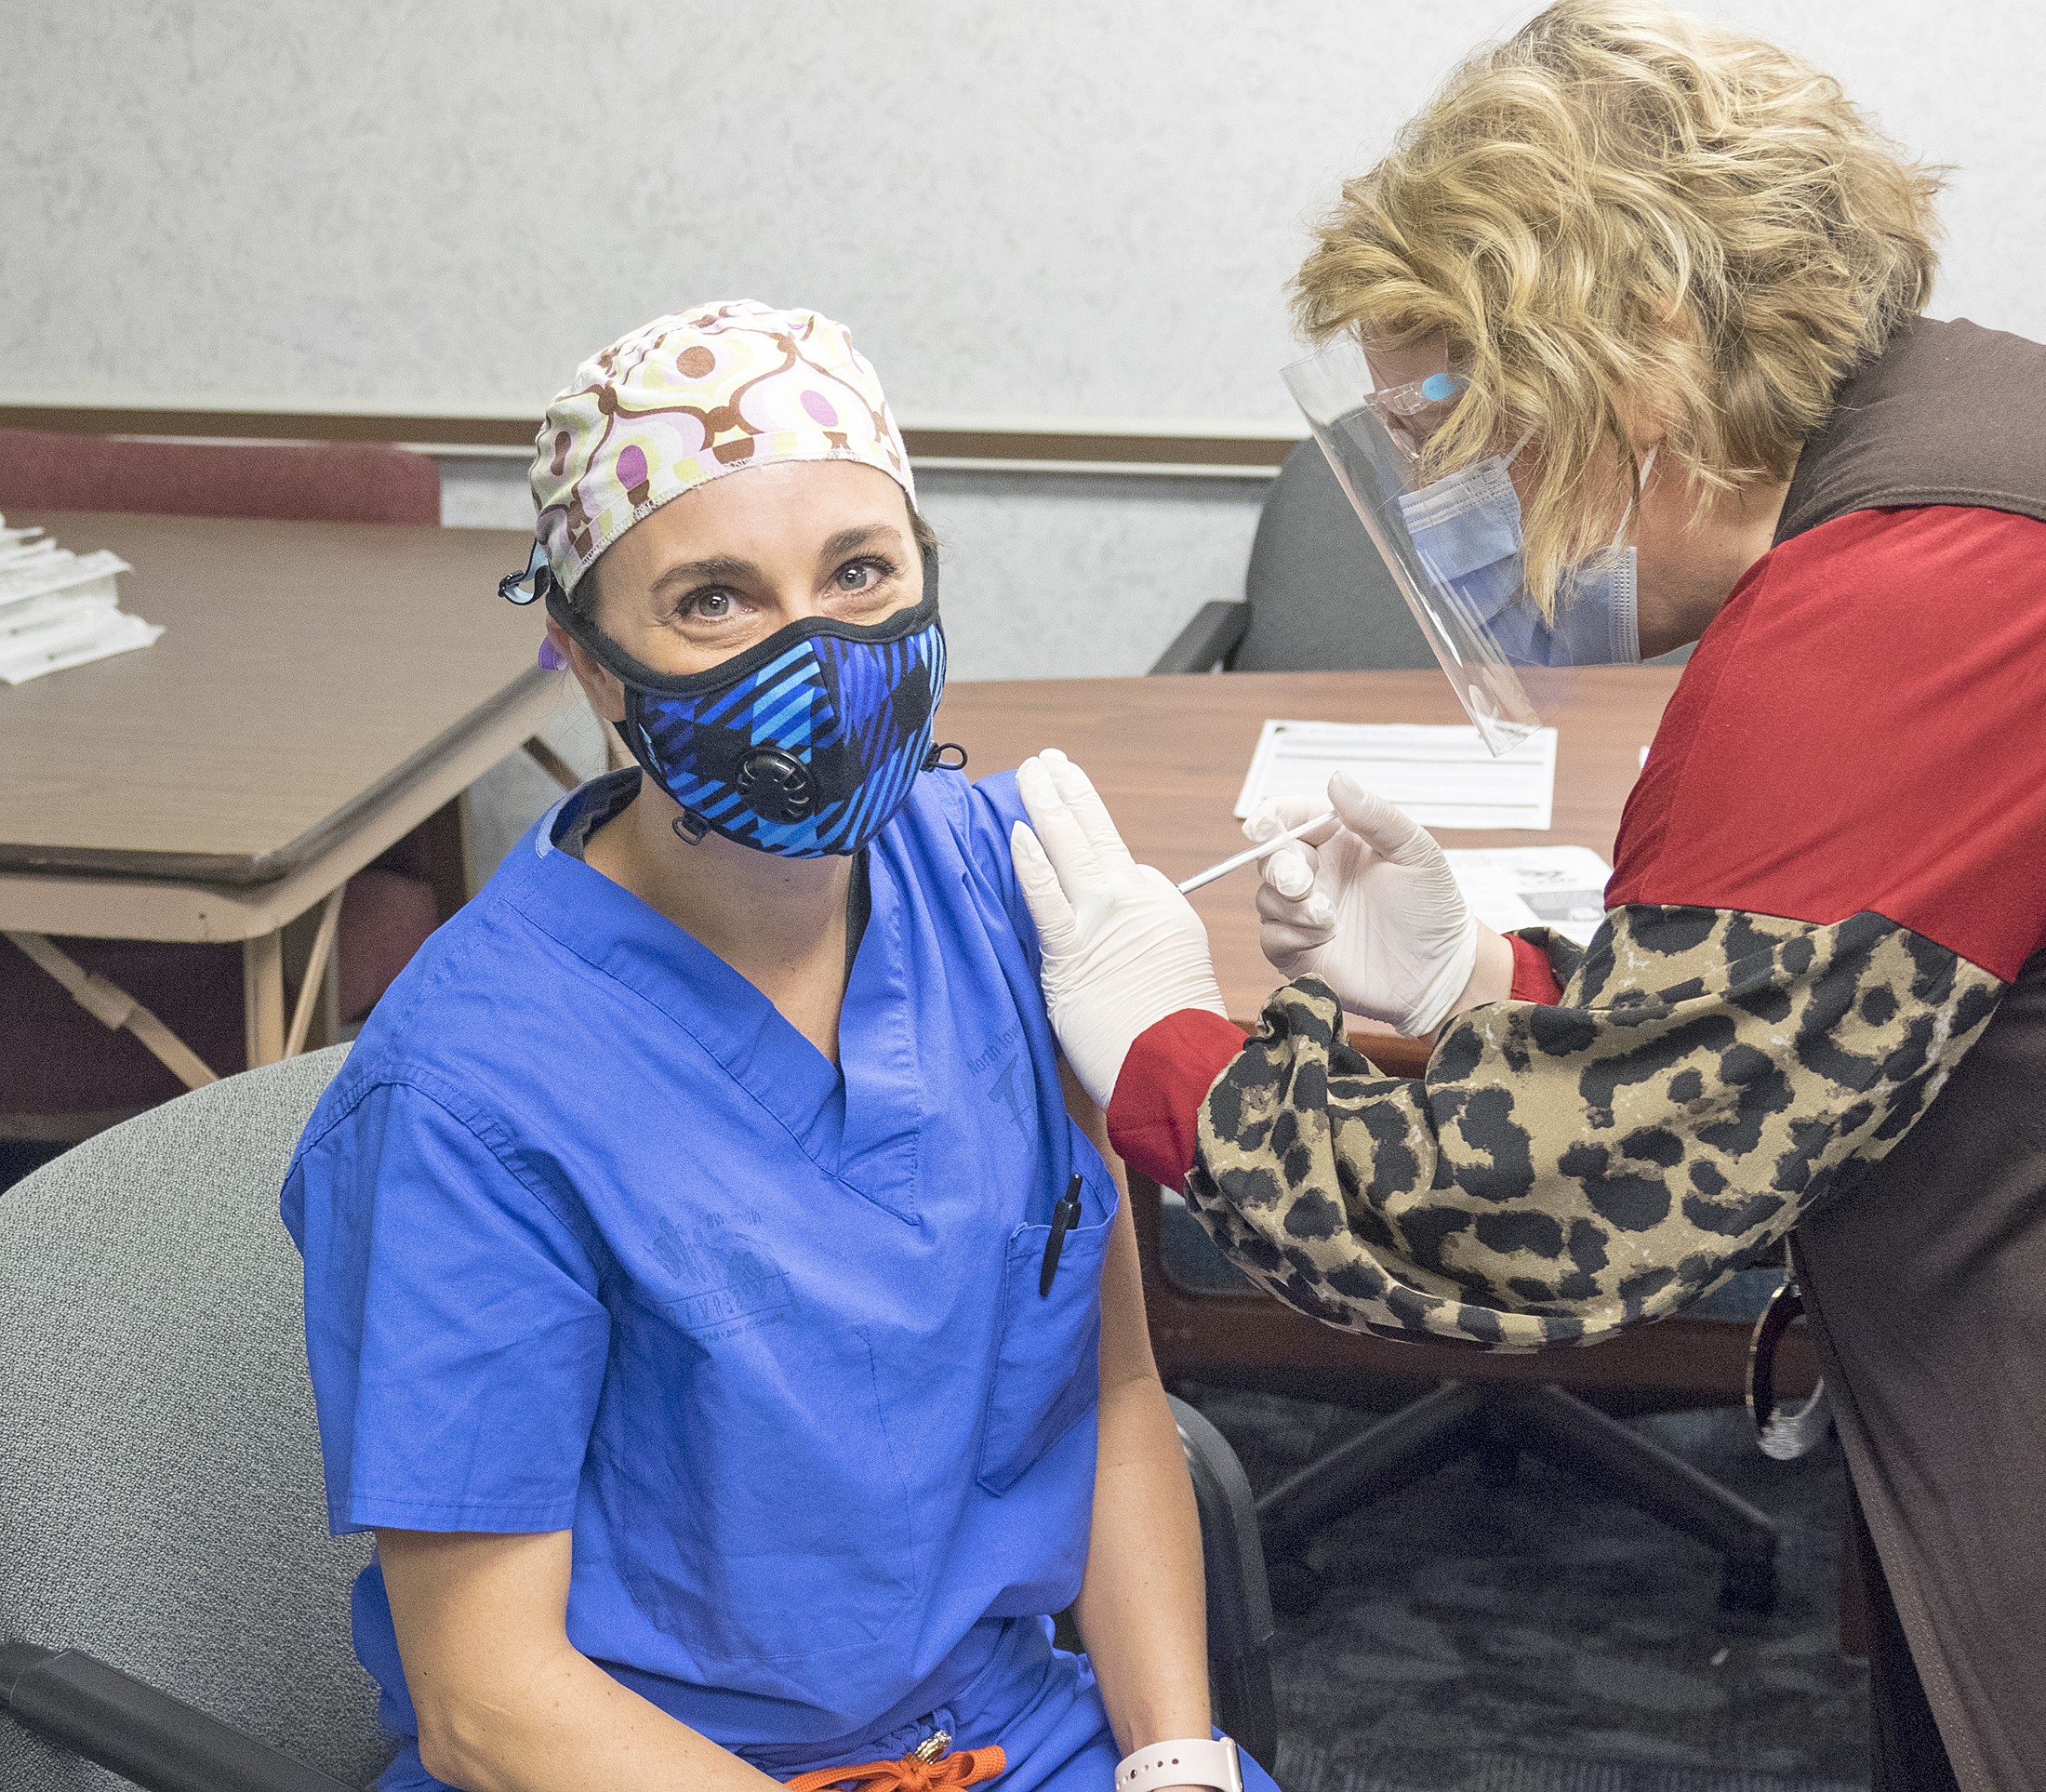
[0,517,164,685]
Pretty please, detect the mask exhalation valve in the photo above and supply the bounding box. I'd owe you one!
[737,748,816,823]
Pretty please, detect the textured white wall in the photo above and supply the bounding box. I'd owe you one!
[7,0,2039,425]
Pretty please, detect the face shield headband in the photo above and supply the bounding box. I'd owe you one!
[1282,336,1649,755]
[500,545,953,857]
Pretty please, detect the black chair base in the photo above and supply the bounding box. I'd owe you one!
[1254,1382,1780,1618]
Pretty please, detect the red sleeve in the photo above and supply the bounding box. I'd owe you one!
[1105,1008,1247,1190]
[1508,933,1562,1004]
[1610,506,2046,983]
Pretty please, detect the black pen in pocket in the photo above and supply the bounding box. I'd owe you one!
[1039,1174,1084,1296]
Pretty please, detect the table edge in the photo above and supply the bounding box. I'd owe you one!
[0,666,553,884]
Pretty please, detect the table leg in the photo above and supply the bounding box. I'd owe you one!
[284,886,346,1059]
[4,929,219,1092]
[522,735,583,791]
[322,924,342,1045]
[243,930,286,1069]
[457,788,478,901]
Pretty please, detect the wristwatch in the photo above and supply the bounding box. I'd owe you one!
[1115,1736,1243,1792]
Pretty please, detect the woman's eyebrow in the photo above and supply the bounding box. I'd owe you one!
[816,523,904,563]
[644,524,903,600]
[647,552,758,597]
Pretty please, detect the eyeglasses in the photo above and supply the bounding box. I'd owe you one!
[1362,372,1468,459]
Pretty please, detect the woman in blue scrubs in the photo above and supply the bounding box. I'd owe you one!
[283,303,1277,1792]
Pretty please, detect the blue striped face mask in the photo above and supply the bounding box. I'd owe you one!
[512,546,953,857]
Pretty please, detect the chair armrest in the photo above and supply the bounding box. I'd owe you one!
[1149,602,1250,675]
[1165,1396,1279,1769]
[1,1639,354,1792]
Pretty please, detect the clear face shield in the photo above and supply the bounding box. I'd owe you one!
[1282,335,1647,755]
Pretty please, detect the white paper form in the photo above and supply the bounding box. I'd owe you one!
[1444,845,1612,948]
[0,519,158,685]
[1233,721,1559,831]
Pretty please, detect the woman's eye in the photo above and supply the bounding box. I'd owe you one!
[835,558,890,593]
[686,591,734,620]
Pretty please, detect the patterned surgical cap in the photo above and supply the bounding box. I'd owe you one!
[529,300,914,597]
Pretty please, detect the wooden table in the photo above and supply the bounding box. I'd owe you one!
[937,665,1680,1025]
[0,511,568,1085]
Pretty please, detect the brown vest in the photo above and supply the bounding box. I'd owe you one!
[1780,318,2046,1792]
[1775,315,2046,545]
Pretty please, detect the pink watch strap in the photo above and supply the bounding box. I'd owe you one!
[1114,1736,1243,1792]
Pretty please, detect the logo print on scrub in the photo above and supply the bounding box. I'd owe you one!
[1391,400,1656,670]
[503,544,963,857]
[650,1216,796,1343]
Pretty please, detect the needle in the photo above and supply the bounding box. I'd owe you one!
[1176,811,1337,895]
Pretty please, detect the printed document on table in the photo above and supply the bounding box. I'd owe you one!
[0,518,158,685]
[1444,845,1612,949]
[1233,720,1559,831]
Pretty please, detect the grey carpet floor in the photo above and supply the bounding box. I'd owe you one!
[1189,1388,1869,1792]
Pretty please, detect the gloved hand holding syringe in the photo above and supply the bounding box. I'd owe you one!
[1012,750,1513,1118]
[1239,774,1492,1037]
[1173,812,1337,895]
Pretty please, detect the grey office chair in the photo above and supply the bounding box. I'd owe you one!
[0,1045,386,1792]
[1151,438,1436,675]
[2,1054,1278,1789]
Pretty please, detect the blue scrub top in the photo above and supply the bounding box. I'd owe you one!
[283,767,1118,1759]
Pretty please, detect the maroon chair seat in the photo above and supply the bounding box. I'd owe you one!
[2,433,447,1140]
[0,430,441,525]
[337,869,444,1026]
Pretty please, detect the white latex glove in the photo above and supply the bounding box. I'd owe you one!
[1009,749,1229,1109]
[1248,771,1478,1038]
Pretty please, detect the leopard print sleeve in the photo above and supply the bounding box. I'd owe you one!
[1181,906,2004,1349]
[1522,924,1585,989]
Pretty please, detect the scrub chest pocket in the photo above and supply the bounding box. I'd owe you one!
[975,1173,1117,1497]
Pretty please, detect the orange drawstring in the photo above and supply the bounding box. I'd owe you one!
[783,1738,1006,1792]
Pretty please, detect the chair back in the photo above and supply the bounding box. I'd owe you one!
[0,429,440,525]
[0,1046,392,1792]
[1233,438,1436,672]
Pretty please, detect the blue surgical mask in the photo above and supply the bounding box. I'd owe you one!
[1393,445,1654,669]
[505,546,954,857]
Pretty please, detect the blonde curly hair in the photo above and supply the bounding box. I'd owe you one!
[1294,0,1945,615]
